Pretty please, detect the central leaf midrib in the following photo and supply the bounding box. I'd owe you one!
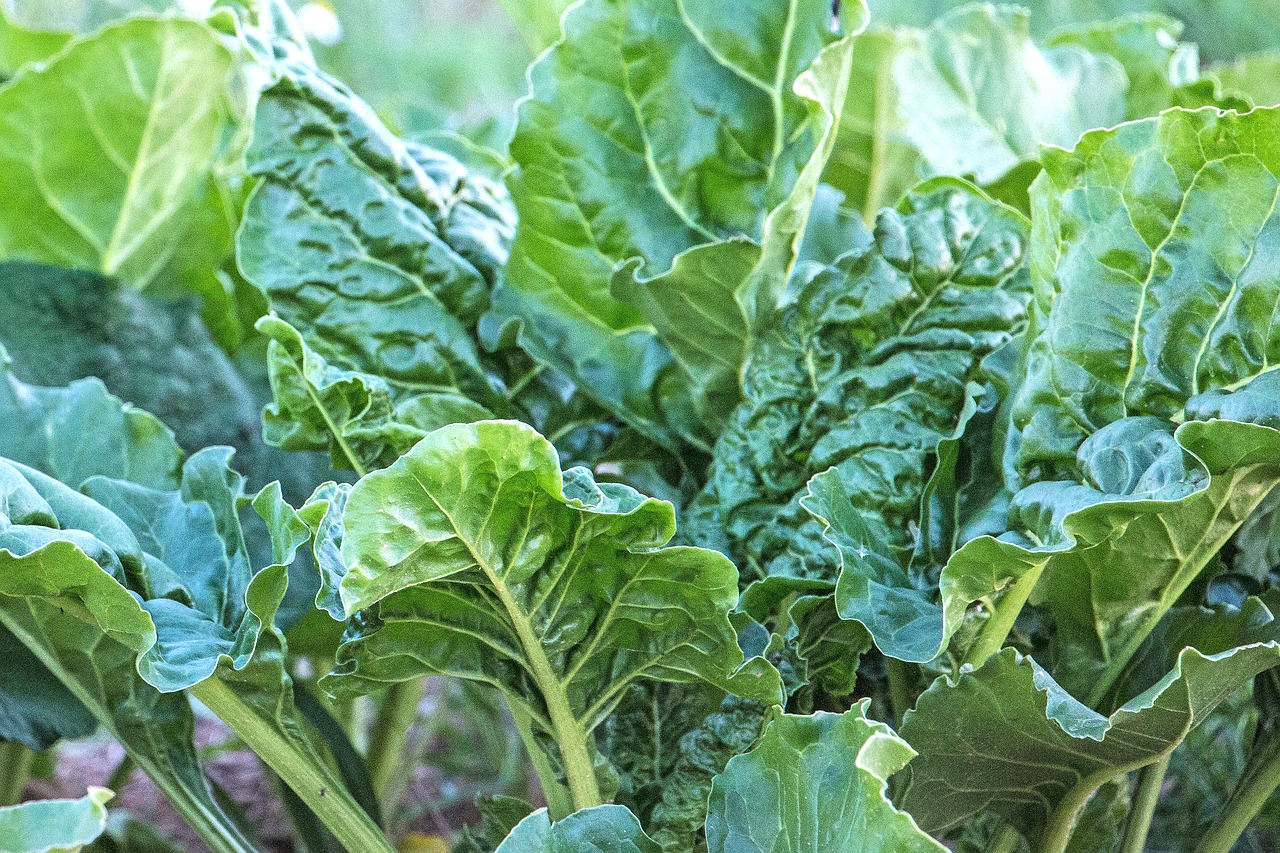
[412,474,603,810]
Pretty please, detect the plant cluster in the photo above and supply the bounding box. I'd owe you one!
[4,0,1280,851]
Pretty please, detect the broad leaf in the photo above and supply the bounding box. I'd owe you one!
[892,6,1126,187]
[0,788,112,853]
[1211,50,1280,107]
[900,642,1280,842]
[236,47,609,475]
[0,11,70,77]
[704,702,944,852]
[0,627,96,750]
[495,805,659,852]
[0,343,182,491]
[0,18,234,288]
[497,0,865,446]
[323,421,782,812]
[688,180,1030,640]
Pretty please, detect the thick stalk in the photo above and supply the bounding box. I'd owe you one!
[1043,749,1176,853]
[365,676,427,806]
[507,701,574,821]
[486,572,602,815]
[0,742,33,806]
[986,825,1021,853]
[884,658,913,725]
[192,677,395,853]
[1195,734,1280,853]
[965,564,1045,670]
[1121,754,1169,853]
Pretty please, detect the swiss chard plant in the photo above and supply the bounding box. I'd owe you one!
[4,0,1280,851]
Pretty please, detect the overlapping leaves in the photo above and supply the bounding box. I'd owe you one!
[497,0,866,447]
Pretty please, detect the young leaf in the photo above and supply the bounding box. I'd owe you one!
[704,702,944,852]
[0,788,112,853]
[900,642,1280,845]
[0,18,235,288]
[323,420,782,813]
[497,0,866,446]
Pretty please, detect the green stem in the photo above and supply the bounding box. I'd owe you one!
[486,573,602,816]
[0,742,33,806]
[507,701,575,821]
[884,658,913,725]
[986,825,1021,853]
[365,676,426,807]
[965,564,1045,670]
[1121,754,1169,853]
[1195,734,1280,853]
[1044,749,1176,853]
[192,677,395,853]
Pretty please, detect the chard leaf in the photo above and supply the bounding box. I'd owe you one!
[690,181,1030,635]
[0,787,112,853]
[495,805,659,852]
[497,0,865,446]
[891,6,1126,187]
[0,445,380,850]
[0,343,182,491]
[236,49,609,475]
[0,465,259,853]
[935,106,1280,696]
[824,28,921,223]
[899,642,1280,842]
[704,702,944,852]
[1210,50,1280,107]
[0,627,95,750]
[323,420,782,810]
[0,12,70,77]
[0,18,234,288]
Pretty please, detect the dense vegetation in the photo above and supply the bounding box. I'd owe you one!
[4,0,1280,851]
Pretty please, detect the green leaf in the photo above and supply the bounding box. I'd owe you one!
[1047,14,1202,119]
[823,27,920,222]
[0,465,259,853]
[893,6,1126,187]
[495,805,660,852]
[0,18,234,288]
[899,643,1280,843]
[704,703,944,852]
[497,0,865,446]
[689,181,1030,638]
[323,420,781,813]
[0,343,182,491]
[236,49,609,475]
[1210,50,1280,107]
[0,788,112,853]
[0,626,96,750]
[0,11,70,77]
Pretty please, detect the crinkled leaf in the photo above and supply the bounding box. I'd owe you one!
[236,48,609,474]
[689,181,1030,636]
[495,805,659,853]
[705,702,944,852]
[324,421,782,795]
[900,642,1280,841]
[497,0,865,446]
[0,788,112,853]
[0,18,234,288]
